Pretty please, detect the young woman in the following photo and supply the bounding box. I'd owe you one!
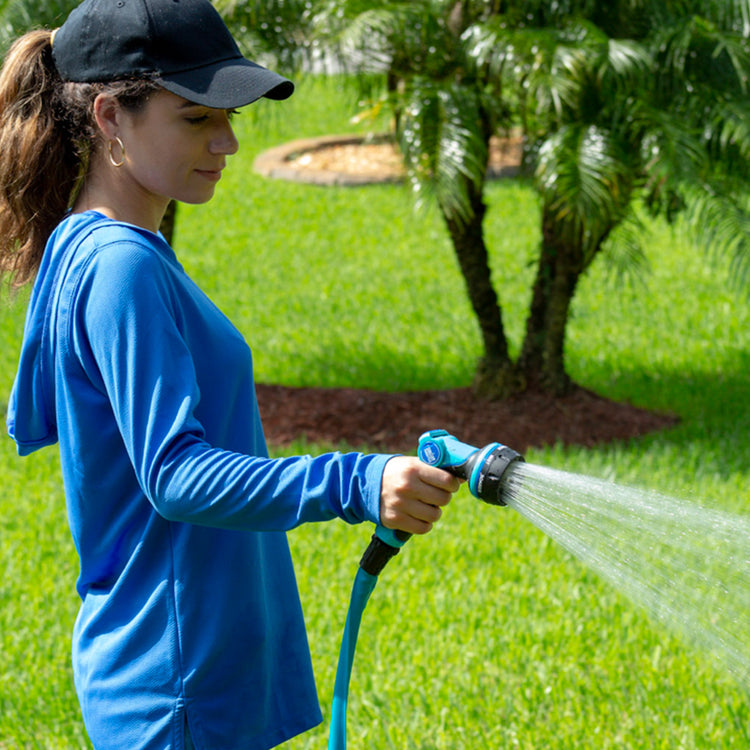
[0,1,459,748]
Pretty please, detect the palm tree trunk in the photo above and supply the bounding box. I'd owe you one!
[159,200,178,246]
[517,205,583,395]
[442,178,518,399]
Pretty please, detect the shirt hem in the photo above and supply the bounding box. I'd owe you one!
[248,710,323,750]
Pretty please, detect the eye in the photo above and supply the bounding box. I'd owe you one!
[185,114,210,125]
[184,109,240,125]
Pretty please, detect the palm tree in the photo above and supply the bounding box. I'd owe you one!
[509,1,750,393]
[225,1,750,397]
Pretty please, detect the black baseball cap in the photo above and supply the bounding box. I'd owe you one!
[51,0,294,108]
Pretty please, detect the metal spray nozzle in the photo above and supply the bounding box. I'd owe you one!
[417,429,525,506]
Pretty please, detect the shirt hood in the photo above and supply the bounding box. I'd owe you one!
[7,212,117,455]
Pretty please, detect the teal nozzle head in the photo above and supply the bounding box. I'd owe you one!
[417,430,524,506]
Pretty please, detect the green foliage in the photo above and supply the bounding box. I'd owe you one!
[0,0,76,55]
[220,0,750,396]
[397,80,492,225]
[0,76,749,748]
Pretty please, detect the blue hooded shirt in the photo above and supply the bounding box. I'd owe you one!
[7,211,390,750]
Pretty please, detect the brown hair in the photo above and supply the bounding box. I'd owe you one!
[0,30,158,287]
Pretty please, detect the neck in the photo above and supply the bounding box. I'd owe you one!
[74,154,168,234]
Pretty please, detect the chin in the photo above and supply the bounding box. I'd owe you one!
[177,190,217,205]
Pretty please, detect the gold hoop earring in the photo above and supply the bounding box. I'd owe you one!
[108,136,125,168]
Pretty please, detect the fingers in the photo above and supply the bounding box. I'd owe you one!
[379,456,460,535]
[381,493,443,532]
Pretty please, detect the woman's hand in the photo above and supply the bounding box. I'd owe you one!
[379,456,460,535]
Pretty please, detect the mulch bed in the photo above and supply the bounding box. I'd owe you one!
[256,383,679,455]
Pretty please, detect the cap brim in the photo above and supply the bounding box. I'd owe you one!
[157,57,294,108]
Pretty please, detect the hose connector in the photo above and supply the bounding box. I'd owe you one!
[418,429,524,507]
[358,526,411,577]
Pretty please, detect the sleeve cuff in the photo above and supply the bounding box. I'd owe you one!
[361,453,399,526]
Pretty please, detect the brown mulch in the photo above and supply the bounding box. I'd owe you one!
[257,383,679,455]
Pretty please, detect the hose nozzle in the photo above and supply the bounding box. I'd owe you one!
[418,429,524,506]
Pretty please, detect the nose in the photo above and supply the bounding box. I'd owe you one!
[209,114,239,156]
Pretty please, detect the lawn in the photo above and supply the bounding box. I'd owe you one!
[1,75,748,748]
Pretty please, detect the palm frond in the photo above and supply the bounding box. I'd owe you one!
[535,123,633,259]
[460,19,513,80]
[701,98,750,176]
[315,7,397,74]
[704,30,750,95]
[520,22,647,128]
[651,10,750,100]
[397,80,489,225]
[598,210,651,289]
[701,0,750,35]
[683,182,750,289]
[633,103,707,202]
[217,0,318,70]
[602,37,653,82]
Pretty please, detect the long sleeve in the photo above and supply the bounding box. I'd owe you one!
[69,231,386,531]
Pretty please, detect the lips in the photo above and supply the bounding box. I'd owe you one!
[195,168,223,182]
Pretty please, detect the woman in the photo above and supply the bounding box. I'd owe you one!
[0,1,459,748]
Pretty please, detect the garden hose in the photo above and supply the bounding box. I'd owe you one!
[327,430,524,749]
[327,525,410,750]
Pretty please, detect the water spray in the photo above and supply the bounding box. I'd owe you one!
[328,430,750,748]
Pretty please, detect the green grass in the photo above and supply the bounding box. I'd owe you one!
[1,74,749,747]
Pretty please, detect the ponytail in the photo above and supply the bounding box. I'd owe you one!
[0,30,81,287]
[0,31,161,288]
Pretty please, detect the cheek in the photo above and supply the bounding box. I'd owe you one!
[122,125,215,202]
[130,142,190,189]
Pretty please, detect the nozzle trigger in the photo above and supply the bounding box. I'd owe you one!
[417,429,480,479]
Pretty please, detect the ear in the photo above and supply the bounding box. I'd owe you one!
[93,94,122,140]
